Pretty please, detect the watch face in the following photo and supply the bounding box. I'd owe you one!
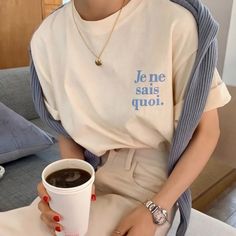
[153,210,167,225]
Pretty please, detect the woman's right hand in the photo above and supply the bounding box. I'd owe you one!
[37,182,63,235]
[37,182,96,235]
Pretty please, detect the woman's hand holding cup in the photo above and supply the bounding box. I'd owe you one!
[38,159,96,236]
[37,182,62,235]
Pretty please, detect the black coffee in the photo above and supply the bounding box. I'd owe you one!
[46,168,91,188]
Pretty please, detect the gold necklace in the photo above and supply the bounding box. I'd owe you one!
[72,0,126,66]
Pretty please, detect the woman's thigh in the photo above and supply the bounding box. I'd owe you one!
[87,148,177,236]
[86,194,138,236]
[87,193,175,236]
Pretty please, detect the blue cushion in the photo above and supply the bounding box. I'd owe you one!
[0,102,56,164]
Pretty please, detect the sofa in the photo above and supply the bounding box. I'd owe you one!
[0,67,236,235]
[0,67,60,211]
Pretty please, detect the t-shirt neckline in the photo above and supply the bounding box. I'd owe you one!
[71,0,145,35]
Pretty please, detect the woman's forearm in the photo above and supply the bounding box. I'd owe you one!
[153,109,220,211]
[58,135,85,160]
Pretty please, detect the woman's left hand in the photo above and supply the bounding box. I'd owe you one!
[111,204,159,236]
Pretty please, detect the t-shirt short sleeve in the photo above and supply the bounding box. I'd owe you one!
[204,68,231,112]
[43,94,60,121]
[30,35,60,121]
[174,51,232,123]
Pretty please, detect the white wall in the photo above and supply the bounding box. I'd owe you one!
[222,0,236,86]
[202,0,236,86]
[202,0,233,76]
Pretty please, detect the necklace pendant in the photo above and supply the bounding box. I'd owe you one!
[95,59,102,66]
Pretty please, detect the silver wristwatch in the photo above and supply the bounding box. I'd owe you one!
[143,200,168,225]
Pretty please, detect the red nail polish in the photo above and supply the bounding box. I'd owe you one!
[55,226,61,232]
[91,194,96,201]
[43,196,49,203]
[53,215,60,222]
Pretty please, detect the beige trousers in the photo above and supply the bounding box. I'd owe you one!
[86,148,178,236]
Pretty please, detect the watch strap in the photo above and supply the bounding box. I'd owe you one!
[143,200,168,224]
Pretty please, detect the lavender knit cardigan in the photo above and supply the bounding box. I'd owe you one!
[29,0,219,235]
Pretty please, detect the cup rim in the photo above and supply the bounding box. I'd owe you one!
[42,159,95,194]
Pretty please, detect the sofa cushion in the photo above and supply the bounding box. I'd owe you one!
[30,118,59,139]
[0,102,56,164]
[0,67,38,120]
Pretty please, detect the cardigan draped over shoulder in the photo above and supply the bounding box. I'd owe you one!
[29,0,231,235]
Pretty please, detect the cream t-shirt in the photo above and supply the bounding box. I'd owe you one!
[30,0,231,156]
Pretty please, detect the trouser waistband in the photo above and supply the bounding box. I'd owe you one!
[101,148,168,171]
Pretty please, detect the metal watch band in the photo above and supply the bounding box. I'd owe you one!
[143,200,168,224]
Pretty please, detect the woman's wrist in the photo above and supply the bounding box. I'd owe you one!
[151,194,174,214]
[58,135,85,160]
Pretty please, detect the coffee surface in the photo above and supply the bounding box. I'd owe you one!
[46,168,91,188]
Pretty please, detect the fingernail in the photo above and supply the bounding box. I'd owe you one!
[43,196,49,203]
[55,226,61,232]
[53,215,60,222]
[91,194,96,201]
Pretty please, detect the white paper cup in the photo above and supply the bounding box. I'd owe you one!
[42,159,95,236]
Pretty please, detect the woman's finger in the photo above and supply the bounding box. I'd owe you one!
[112,220,131,236]
[126,227,137,236]
[91,183,96,201]
[38,200,62,222]
[37,182,50,203]
[40,213,63,233]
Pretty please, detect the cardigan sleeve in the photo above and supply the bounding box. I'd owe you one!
[174,51,231,123]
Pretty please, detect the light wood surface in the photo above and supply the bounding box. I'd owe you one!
[0,0,42,69]
[42,0,62,19]
[191,85,236,211]
[44,0,62,4]
[42,4,61,19]
[192,169,236,212]
[212,86,236,168]
[191,158,236,212]
[0,0,62,69]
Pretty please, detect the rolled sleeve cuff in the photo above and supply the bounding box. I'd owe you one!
[174,82,232,124]
[44,99,60,121]
[203,82,232,112]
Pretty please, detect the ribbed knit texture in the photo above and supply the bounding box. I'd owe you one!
[29,0,219,235]
[168,0,219,235]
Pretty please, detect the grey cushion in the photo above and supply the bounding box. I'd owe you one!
[31,118,59,139]
[0,67,38,120]
[0,102,56,164]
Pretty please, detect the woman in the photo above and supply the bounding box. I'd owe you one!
[30,0,231,235]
